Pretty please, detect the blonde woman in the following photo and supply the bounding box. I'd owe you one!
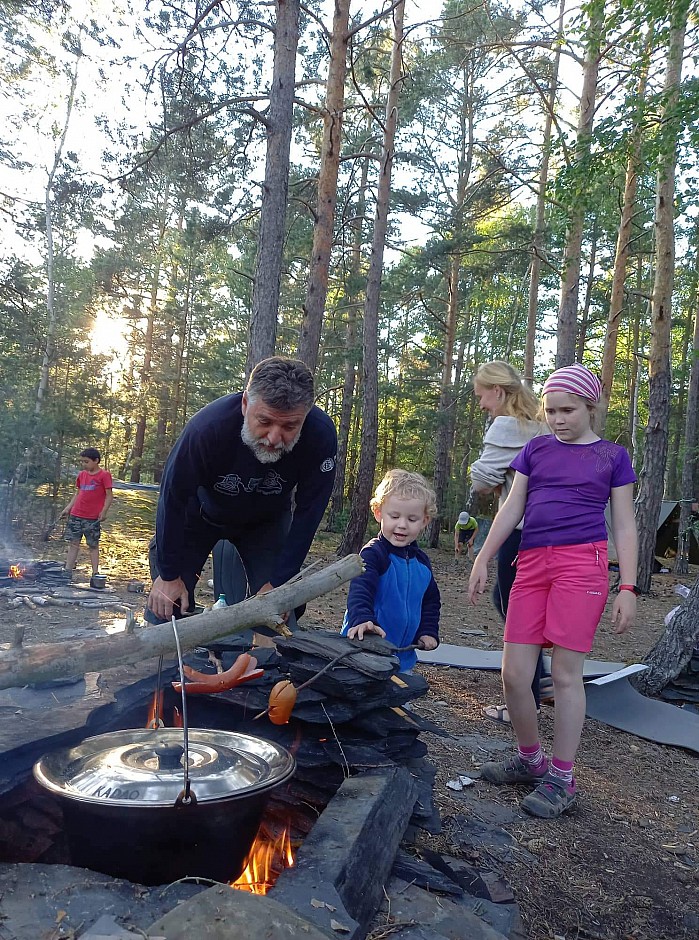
[470,361,551,722]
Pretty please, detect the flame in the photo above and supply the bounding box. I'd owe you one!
[145,690,164,729]
[231,821,295,895]
[8,564,23,579]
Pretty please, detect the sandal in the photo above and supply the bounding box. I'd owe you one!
[484,704,540,725]
[539,676,555,705]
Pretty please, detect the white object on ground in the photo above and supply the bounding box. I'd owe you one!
[587,663,649,686]
[664,606,680,626]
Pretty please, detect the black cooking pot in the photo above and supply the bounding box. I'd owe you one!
[33,728,295,885]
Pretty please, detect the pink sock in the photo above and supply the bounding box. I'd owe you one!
[549,757,575,789]
[518,743,548,775]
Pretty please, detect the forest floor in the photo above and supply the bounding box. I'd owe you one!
[1,488,698,940]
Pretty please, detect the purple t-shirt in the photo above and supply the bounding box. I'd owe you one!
[511,436,636,550]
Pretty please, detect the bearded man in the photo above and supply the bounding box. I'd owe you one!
[146,357,337,627]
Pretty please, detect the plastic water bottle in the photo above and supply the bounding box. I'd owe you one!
[212,594,228,609]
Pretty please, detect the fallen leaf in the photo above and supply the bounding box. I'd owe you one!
[311,898,326,909]
[330,919,351,933]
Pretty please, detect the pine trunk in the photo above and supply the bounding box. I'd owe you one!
[597,35,652,432]
[297,0,351,371]
[674,233,699,575]
[635,2,688,592]
[247,0,300,375]
[524,0,564,384]
[555,0,603,368]
[338,1,405,557]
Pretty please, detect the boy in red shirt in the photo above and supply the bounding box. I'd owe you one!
[60,448,113,577]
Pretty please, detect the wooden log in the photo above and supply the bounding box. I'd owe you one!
[0,554,363,691]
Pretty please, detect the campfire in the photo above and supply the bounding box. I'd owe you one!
[0,559,67,587]
[232,820,295,894]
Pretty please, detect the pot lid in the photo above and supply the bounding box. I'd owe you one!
[33,728,295,807]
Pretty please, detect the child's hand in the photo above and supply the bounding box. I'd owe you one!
[611,591,636,634]
[346,621,386,640]
[468,559,488,605]
[416,635,438,651]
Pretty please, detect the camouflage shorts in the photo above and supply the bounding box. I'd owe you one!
[64,515,101,548]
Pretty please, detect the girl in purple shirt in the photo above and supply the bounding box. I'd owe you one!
[468,364,638,819]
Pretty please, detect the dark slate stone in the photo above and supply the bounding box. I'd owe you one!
[0,863,204,940]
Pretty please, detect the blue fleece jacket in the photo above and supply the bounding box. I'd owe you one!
[341,534,441,672]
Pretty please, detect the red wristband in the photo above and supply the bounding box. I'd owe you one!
[619,584,639,595]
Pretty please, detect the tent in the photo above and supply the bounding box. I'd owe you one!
[606,500,699,565]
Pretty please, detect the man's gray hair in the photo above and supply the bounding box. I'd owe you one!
[246,357,315,411]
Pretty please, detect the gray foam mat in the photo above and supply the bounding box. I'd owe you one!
[585,676,699,754]
[417,644,623,678]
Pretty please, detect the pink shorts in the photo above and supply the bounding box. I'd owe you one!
[504,542,609,653]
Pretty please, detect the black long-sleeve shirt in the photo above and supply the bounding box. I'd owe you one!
[156,393,337,586]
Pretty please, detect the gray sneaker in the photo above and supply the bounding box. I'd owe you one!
[480,753,546,785]
[521,774,577,818]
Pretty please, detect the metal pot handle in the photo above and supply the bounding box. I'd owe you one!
[171,616,197,807]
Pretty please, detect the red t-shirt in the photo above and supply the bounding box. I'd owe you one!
[72,469,113,519]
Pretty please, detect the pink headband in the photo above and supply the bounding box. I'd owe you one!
[542,364,602,403]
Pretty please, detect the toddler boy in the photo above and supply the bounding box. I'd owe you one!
[341,469,440,672]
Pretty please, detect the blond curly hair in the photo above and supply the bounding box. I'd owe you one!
[370,469,438,519]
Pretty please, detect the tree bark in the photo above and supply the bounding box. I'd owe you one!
[0,555,363,691]
[635,1,689,592]
[338,1,405,556]
[247,0,301,376]
[597,32,652,432]
[524,0,564,385]
[326,154,369,531]
[555,0,603,368]
[297,0,352,372]
[675,230,699,574]
[426,59,473,548]
[34,53,80,418]
[633,575,699,695]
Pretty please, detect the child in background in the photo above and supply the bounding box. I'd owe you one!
[454,511,478,560]
[342,469,441,673]
[468,365,637,818]
[60,448,113,578]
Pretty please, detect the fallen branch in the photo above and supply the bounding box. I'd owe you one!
[0,554,363,690]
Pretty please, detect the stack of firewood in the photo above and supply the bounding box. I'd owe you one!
[180,631,445,838]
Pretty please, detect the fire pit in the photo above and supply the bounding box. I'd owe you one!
[33,728,295,886]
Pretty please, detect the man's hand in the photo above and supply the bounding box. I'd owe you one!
[417,635,438,651]
[346,621,386,640]
[611,591,636,634]
[148,576,190,620]
[256,581,290,622]
[59,507,70,518]
[468,558,489,605]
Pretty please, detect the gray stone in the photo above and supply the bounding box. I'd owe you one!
[80,914,141,938]
[378,879,509,940]
[146,885,334,939]
[274,766,416,935]
[0,863,204,940]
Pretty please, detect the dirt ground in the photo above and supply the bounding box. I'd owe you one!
[1,492,698,940]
